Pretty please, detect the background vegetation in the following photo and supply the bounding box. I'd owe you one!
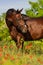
[26,0,43,17]
[0,0,43,65]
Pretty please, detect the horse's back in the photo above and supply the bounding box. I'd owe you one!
[26,17,43,40]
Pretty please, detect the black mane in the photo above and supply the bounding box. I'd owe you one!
[21,14,30,21]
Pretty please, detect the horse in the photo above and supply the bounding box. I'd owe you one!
[5,8,43,51]
[13,8,43,40]
[6,9,25,51]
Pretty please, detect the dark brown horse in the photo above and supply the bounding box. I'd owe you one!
[6,8,43,51]
[6,9,25,50]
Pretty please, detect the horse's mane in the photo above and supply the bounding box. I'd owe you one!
[21,14,30,21]
[21,14,43,20]
[6,9,16,17]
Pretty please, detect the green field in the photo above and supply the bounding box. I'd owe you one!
[0,14,43,65]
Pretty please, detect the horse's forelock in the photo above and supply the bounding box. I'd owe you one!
[6,9,16,18]
[6,9,16,15]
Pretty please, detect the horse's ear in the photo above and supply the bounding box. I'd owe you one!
[17,9,20,13]
[17,9,19,12]
[17,8,23,13]
[19,8,23,13]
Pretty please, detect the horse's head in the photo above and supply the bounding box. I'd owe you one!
[16,8,23,19]
[15,8,28,33]
[6,8,27,33]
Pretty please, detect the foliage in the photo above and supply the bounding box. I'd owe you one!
[26,0,43,17]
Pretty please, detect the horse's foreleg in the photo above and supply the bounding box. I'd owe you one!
[20,38,24,53]
[16,35,24,52]
[16,35,21,49]
[22,40,24,53]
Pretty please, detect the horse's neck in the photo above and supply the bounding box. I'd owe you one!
[21,14,30,21]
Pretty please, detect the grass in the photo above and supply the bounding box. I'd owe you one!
[0,41,43,65]
[0,16,43,65]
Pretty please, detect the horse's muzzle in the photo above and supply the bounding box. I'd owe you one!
[18,25,27,33]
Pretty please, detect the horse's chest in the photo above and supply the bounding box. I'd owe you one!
[26,21,43,39]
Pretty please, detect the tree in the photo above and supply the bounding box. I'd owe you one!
[26,0,43,17]
[0,13,6,21]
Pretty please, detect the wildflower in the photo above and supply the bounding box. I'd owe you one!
[29,43,32,46]
[40,61,43,64]
[4,45,7,49]
[17,53,21,56]
[4,54,8,60]
[37,58,41,62]
[4,56,8,60]
[29,55,33,59]
[0,47,3,52]
[23,64,27,65]
[10,45,13,49]
[25,45,29,49]
[25,45,31,49]
[10,56,15,61]
[0,61,3,64]
[37,58,43,64]
[25,43,32,49]
[0,53,2,57]
[23,64,26,65]
[6,53,10,57]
